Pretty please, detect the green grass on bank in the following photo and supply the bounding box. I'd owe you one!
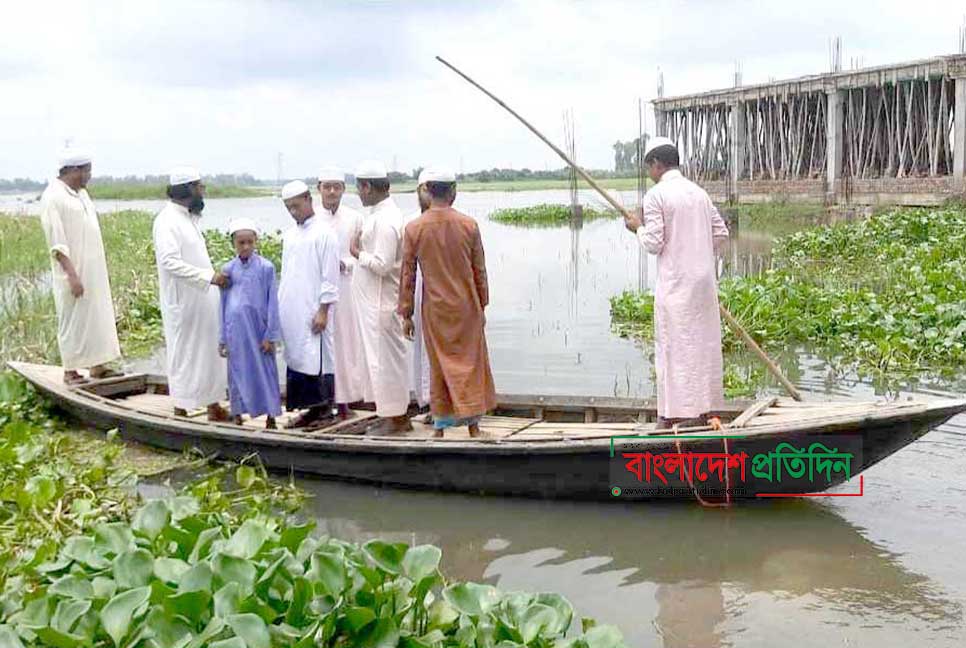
[87,184,270,200]
[611,205,966,392]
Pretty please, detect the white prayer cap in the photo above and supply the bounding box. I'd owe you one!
[169,166,202,186]
[317,167,345,184]
[418,167,456,185]
[643,136,677,160]
[57,147,92,169]
[354,160,388,180]
[281,179,310,201]
[229,218,259,236]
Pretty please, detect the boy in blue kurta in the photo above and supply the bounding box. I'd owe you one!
[219,219,282,429]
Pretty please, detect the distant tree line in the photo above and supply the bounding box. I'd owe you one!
[0,173,264,193]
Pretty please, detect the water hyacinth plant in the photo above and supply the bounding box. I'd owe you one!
[0,494,626,648]
[489,204,619,227]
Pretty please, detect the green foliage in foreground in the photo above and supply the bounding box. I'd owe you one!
[610,206,966,389]
[489,204,619,226]
[0,376,625,648]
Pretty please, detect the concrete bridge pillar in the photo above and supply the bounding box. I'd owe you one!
[654,108,667,137]
[825,89,845,203]
[955,78,966,186]
[728,102,746,203]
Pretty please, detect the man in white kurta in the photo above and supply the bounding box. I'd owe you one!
[625,137,729,427]
[153,166,229,420]
[316,167,365,419]
[349,161,412,433]
[39,148,121,384]
[278,180,341,428]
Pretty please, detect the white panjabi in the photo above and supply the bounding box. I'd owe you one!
[39,178,121,370]
[153,201,227,410]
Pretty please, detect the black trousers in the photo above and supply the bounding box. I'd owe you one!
[286,371,334,411]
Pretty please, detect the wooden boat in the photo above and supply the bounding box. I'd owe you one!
[9,361,966,501]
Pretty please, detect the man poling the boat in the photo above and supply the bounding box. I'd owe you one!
[153,166,230,421]
[398,167,497,438]
[623,137,730,429]
[278,180,341,429]
[316,167,366,421]
[40,147,123,386]
[349,161,413,435]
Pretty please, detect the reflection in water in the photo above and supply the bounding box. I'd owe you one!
[293,479,962,647]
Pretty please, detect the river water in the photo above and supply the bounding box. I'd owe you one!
[5,190,964,646]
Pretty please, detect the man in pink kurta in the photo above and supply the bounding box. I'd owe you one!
[625,137,729,427]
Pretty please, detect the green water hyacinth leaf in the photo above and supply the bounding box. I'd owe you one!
[132,499,170,541]
[166,590,211,625]
[178,562,213,593]
[401,544,441,582]
[50,599,91,634]
[167,496,201,521]
[284,578,312,626]
[48,575,95,600]
[33,626,87,648]
[358,617,399,648]
[235,465,257,489]
[144,608,192,648]
[535,592,574,635]
[91,577,116,600]
[226,613,270,648]
[344,606,376,632]
[307,552,346,597]
[279,522,314,554]
[0,625,25,648]
[213,583,242,619]
[153,557,191,584]
[113,549,154,589]
[100,586,151,646]
[210,638,246,648]
[61,537,109,570]
[581,624,626,648]
[518,603,559,644]
[22,475,56,509]
[363,540,408,575]
[443,582,502,617]
[212,553,257,594]
[224,520,269,560]
[94,523,136,557]
[189,527,224,564]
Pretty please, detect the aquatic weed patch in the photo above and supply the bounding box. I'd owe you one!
[490,203,619,226]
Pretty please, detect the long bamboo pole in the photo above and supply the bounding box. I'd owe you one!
[436,55,803,402]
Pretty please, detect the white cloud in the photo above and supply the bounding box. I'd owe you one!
[1,0,962,179]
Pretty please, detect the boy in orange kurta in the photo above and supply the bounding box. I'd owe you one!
[398,170,496,438]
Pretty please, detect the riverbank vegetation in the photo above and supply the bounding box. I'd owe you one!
[88,184,269,200]
[490,204,620,226]
[0,375,626,648]
[611,206,966,392]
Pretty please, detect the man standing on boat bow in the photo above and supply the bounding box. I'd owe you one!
[624,137,730,429]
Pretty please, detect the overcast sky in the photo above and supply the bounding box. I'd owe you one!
[1,0,963,180]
